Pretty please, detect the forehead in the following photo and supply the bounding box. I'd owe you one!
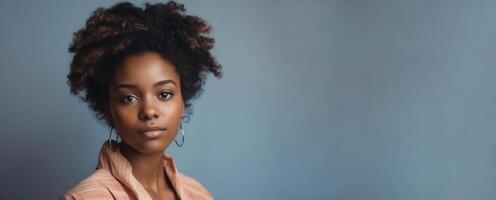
[112,52,180,86]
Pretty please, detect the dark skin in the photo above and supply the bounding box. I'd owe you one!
[104,51,183,200]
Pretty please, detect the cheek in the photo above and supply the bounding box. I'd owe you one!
[162,101,183,121]
[111,104,137,126]
[161,91,183,115]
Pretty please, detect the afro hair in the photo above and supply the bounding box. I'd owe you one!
[67,1,222,126]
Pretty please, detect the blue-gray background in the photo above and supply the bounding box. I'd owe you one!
[1,0,495,199]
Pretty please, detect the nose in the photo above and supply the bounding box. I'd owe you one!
[139,95,159,121]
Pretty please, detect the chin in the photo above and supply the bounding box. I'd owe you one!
[132,138,170,154]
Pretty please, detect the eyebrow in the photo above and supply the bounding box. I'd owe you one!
[113,79,177,92]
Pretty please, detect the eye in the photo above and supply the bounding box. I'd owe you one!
[159,91,173,100]
[120,95,137,104]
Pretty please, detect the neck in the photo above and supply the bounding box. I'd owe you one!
[119,142,167,192]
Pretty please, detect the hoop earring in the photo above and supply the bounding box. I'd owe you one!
[108,127,114,146]
[175,123,185,147]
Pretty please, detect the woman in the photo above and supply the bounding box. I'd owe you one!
[60,1,222,199]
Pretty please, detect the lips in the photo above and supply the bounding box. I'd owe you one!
[137,126,167,139]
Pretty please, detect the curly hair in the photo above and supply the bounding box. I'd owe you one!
[67,1,222,126]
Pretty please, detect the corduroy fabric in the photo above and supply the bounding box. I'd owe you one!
[60,141,213,200]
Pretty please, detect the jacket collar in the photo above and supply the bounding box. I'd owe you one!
[95,140,185,200]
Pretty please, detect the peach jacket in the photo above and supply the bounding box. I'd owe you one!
[60,141,213,200]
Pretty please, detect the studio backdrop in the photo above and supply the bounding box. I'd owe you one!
[1,0,495,199]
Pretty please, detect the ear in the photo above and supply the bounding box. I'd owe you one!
[104,105,114,128]
[181,102,185,118]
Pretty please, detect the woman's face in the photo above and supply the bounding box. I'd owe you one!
[106,51,183,154]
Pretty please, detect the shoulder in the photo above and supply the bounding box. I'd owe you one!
[177,172,214,200]
[60,169,122,200]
